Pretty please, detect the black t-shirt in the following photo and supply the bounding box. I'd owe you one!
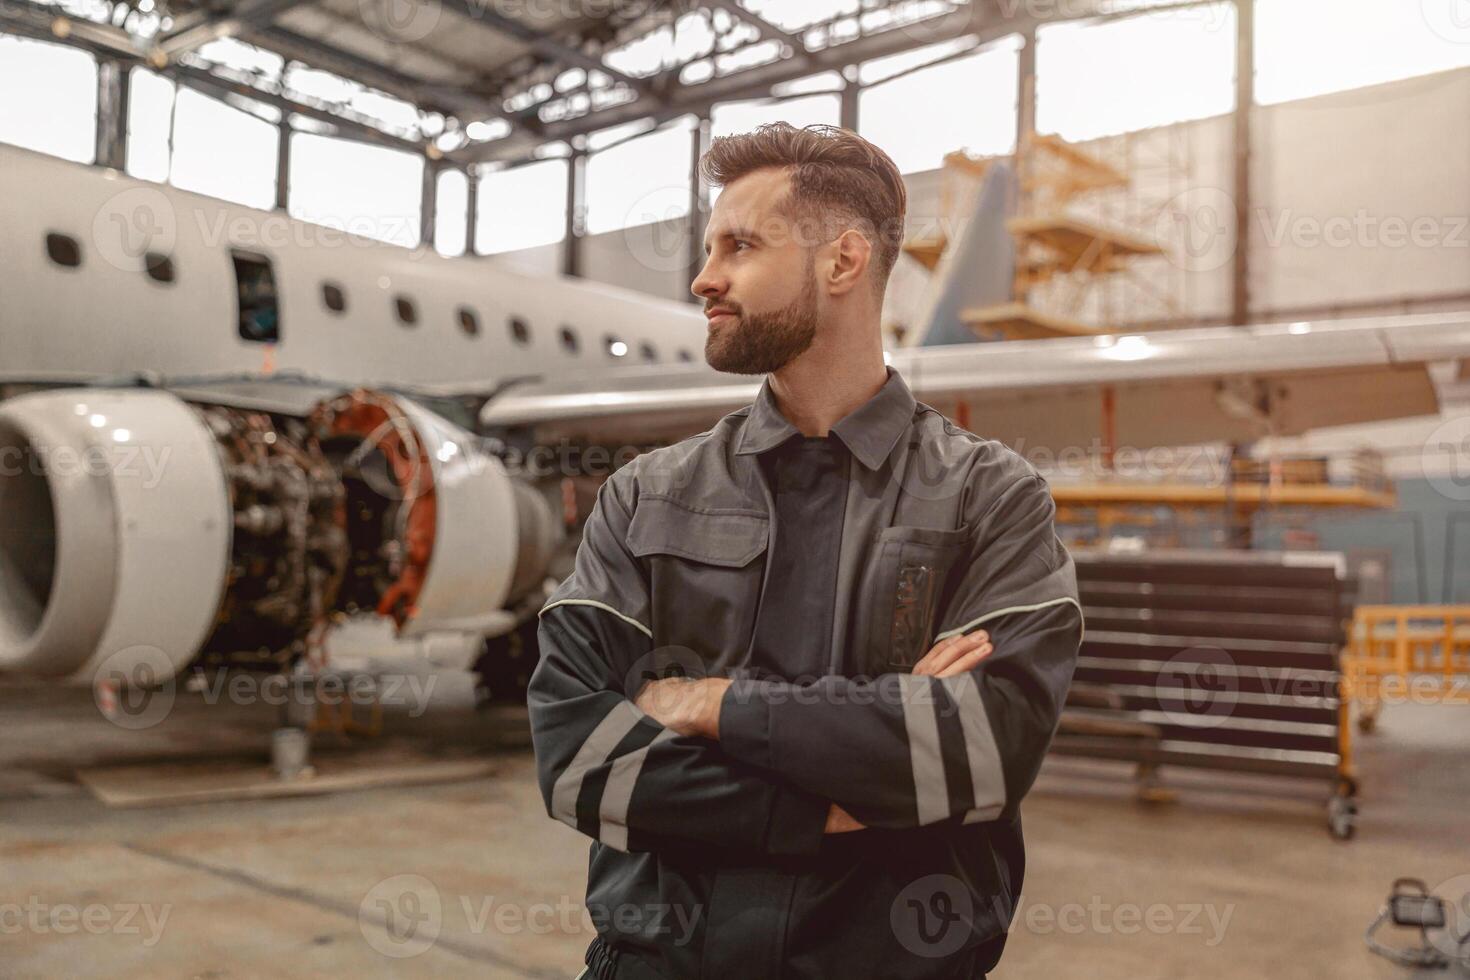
[748,433,850,683]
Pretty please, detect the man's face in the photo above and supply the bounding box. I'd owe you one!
[691,168,822,375]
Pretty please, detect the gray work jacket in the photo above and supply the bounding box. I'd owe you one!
[528,365,1083,980]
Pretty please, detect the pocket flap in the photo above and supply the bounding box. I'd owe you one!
[626,495,769,567]
[879,523,971,551]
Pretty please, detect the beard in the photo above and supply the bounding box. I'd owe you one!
[704,258,819,375]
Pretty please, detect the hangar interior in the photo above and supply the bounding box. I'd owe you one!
[1,0,1469,977]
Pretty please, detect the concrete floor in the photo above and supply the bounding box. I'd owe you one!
[2,676,1467,980]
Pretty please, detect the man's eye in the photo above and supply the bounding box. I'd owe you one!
[734,239,752,251]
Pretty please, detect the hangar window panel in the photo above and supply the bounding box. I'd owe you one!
[232,250,280,344]
[458,306,480,337]
[200,37,285,81]
[144,252,175,284]
[1035,5,1235,142]
[477,159,567,255]
[1256,0,1470,104]
[45,233,82,269]
[170,88,278,211]
[740,0,857,34]
[859,38,1021,174]
[126,68,176,184]
[711,92,839,138]
[857,37,979,87]
[605,8,724,77]
[584,117,693,235]
[394,296,419,326]
[322,282,347,313]
[289,133,424,249]
[435,168,469,256]
[509,316,531,345]
[0,37,98,165]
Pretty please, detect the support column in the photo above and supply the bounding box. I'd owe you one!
[275,117,292,212]
[563,146,585,278]
[1015,26,1037,220]
[839,67,860,131]
[465,165,479,255]
[95,58,129,171]
[420,157,440,250]
[1232,0,1254,325]
[1015,26,1036,157]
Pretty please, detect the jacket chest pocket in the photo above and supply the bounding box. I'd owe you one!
[854,524,970,675]
[626,495,769,669]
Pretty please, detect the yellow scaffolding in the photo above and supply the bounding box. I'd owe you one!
[1342,605,1470,732]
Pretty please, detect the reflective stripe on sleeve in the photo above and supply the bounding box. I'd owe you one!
[934,595,1081,642]
[550,700,645,826]
[539,598,653,638]
[597,728,679,851]
[898,673,951,826]
[941,672,1007,819]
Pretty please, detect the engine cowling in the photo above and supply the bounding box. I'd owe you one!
[0,389,232,681]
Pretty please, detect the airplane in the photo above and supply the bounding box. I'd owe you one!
[0,140,712,698]
[1,140,1467,701]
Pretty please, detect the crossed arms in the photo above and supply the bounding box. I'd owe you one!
[526,466,1082,857]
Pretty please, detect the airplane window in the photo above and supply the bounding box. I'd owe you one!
[395,296,418,326]
[231,249,279,344]
[604,334,628,358]
[509,316,530,345]
[458,306,480,337]
[144,252,174,284]
[45,233,81,268]
[640,342,658,362]
[322,282,346,313]
[677,349,694,362]
[560,326,579,354]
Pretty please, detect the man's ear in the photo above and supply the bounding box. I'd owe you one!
[824,229,873,297]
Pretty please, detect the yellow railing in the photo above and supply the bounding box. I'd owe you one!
[1341,605,1470,731]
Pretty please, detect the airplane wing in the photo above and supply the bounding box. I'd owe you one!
[478,312,1470,450]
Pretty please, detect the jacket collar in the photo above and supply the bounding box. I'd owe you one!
[735,364,917,471]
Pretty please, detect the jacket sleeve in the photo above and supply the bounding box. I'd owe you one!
[526,466,830,857]
[717,468,1083,830]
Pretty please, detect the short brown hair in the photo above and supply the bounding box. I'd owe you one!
[699,122,908,295]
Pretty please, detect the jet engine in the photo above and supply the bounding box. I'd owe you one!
[0,386,560,682]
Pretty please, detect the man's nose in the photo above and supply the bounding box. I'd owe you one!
[690,257,724,301]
